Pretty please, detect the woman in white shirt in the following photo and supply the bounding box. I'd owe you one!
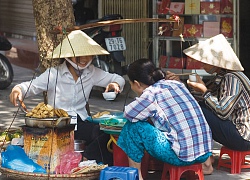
[9,30,125,165]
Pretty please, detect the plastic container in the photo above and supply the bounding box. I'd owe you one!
[189,74,197,82]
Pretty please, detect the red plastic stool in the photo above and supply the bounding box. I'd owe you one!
[217,146,250,174]
[109,135,150,179]
[161,163,204,180]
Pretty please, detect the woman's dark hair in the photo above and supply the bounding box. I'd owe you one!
[127,58,165,85]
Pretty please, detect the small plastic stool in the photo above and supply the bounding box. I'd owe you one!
[109,135,150,179]
[161,163,204,180]
[217,146,250,174]
[100,166,139,180]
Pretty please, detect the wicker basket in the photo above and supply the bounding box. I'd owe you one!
[0,167,99,180]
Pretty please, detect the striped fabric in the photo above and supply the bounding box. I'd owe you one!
[203,71,250,141]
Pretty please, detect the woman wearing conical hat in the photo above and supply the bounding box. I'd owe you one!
[181,34,250,174]
[9,30,125,165]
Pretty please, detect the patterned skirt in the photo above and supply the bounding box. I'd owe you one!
[117,121,211,165]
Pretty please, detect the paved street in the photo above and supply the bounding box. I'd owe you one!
[0,64,250,179]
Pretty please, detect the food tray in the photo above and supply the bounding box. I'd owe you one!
[0,166,99,180]
[87,112,126,124]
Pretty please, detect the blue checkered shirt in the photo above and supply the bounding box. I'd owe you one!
[124,80,212,161]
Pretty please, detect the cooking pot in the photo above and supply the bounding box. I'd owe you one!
[74,140,86,152]
[25,117,71,128]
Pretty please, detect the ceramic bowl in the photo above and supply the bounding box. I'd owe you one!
[102,92,117,101]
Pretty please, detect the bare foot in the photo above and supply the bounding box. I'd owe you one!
[202,156,214,175]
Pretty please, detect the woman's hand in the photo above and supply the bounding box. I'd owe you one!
[105,82,121,93]
[165,71,181,81]
[9,86,22,106]
[187,75,207,93]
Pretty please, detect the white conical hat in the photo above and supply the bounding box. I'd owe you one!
[49,30,109,59]
[183,34,244,71]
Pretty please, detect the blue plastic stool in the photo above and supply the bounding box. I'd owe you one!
[99,166,139,180]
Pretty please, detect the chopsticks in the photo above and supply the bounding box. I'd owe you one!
[174,73,196,76]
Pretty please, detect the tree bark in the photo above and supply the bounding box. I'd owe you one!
[32,0,75,70]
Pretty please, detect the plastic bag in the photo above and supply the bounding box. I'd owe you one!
[55,151,82,174]
[1,145,46,173]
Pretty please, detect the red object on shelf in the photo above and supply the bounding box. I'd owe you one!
[186,57,203,69]
[220,17,233,38]
[168,57,186,69]
[169,2,185,14]
[157,0,171,14]
[161,163,204,180]
[220,0,233,14]
[159,55,168,68]
[200,2,220,14]
[158,22,173,36]
[183,24,203,38]
[217,146,250,174]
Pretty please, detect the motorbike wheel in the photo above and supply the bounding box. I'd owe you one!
[0,53,14,90]
[92,57,109,72]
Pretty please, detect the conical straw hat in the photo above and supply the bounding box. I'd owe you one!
[49,30,109,59]
[183,34,244,71]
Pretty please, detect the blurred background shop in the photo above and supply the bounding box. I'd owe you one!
[0,0,249,77]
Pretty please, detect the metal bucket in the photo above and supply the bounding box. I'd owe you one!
[74,140,86,152]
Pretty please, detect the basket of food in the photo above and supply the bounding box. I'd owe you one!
[24,102,70,128]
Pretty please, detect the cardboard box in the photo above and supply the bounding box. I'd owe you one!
[203,21,220,38]
[220,17,233,38]
[172,17,184,37]
[159,55,168,68]
[186,56,203,69]
[157,0,171,14]
[200,2,220,14]
[183,24,203,37]
[220,0,233,14]
[185,0,200,14]
[22,125,75,173]
[168,57,186,69]
[169,2,185,14]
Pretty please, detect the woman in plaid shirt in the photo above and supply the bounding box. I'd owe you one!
[117,58,212,180]
[182,34,250,173]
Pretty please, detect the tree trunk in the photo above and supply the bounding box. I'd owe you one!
[32,0,75,70]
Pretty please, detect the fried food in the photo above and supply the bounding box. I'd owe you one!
[92,111,110,118]
[55,108,68,117]
[26,102,68,118]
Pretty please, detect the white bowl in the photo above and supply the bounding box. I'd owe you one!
[102,92,117,101]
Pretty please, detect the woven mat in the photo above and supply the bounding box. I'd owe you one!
[0,167,99,180]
